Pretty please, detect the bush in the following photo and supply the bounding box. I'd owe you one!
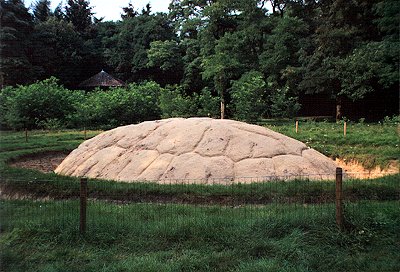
[268,87,300,118]
[71,82,162,129]
[0,78,220,130]
[382,115,399,126]
[195,88,220,118]
[231,71,266,122]
[158,85,197,118]
[159,86,220,119]
[0,78,83,129]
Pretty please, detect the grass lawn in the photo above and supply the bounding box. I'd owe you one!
[0,120,399,271]
[261,119,399,169]
[1,199,399,272]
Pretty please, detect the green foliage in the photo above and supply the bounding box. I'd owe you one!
[231,71,266,122]
[338,41,399,100]
[147,40,183,71]
[72,82,162,129]
[260,16,309,80]
[159,85,220,118]
[158,85,197,118]
[0,78,83,129]
[32,0,52,23]
[0,79,163,130]
[195,88,220,118]
[30,17,89,87]
[1,0,398,121]
[268,87,301,118]
[0,0,35,87]
[382,115,400,126]
[105,13,175,82]
[36,118,65,131]
[64,0,94,33]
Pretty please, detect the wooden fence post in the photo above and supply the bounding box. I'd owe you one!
[80,177,88,234]
[295,120,299,133]
[84,127,87,140]
[344,122,347,137]
[335,167,344,230]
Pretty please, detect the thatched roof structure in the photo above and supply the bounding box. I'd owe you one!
[79,70,126,88]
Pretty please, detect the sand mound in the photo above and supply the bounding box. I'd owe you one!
[55,118,337,183]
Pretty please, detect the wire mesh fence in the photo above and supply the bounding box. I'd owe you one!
[0,170,399,235]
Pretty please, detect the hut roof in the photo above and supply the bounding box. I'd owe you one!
[79,70,126,87]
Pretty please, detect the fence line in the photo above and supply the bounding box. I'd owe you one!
[0,169,398,235]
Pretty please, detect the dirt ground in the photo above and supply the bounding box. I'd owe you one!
[8,151,70,173]
[335,158,399,179]
[7,151,399,179]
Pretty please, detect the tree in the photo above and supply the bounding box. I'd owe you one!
[231,71,266,122]
[0,0,35,87]
[141,3,151,16]
[200,0,269,118]
[168,0,210,39]
[32,0,51,23]
[121,2,138,19]
[259,15,310,100]
[269,0,288,17]
[53,3,65,20]
[201,34,243,119]
[337,0,399,101]
[298,0,381,120]
[64,0,93,32]
[105,12,176,82]
[30,17,88,87]
[147,40,184,84]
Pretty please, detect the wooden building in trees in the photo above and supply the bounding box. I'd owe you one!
[79,70,126,89]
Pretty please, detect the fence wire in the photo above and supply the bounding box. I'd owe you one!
[0,171,398,234]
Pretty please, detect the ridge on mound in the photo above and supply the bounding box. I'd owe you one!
[55,118,337,183]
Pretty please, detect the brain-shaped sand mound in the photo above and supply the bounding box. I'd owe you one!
[55,118,337,183]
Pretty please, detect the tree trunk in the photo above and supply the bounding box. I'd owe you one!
[220,99,225,119]
[336,97,342,122]
[216,72,226,119]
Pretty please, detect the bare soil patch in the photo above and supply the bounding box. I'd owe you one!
[335,158,399,178]
[8,151,70,173]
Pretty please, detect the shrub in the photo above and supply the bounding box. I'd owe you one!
[0,78,83,129]
[195,87,220,118]
[71,82,162,129]
[382,115,399,126]
[268,86,301,118]
[231,71,266,122]
[158,85,197,118]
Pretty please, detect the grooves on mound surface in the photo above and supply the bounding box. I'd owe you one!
[55,118,337,183]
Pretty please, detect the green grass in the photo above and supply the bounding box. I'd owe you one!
[1,124,398,204]
[0,123,399,271]
[1,173,399,205]
[1,199,399,272]
[261,119,399,169]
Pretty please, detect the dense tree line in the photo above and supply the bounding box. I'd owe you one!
[0,0,398,121]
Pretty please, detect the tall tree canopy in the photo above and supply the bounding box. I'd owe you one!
[0,0,398,120]
[0,0,34,87]
[105,7,176,82]
[64,0,93,32]
[32,0,52,22]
